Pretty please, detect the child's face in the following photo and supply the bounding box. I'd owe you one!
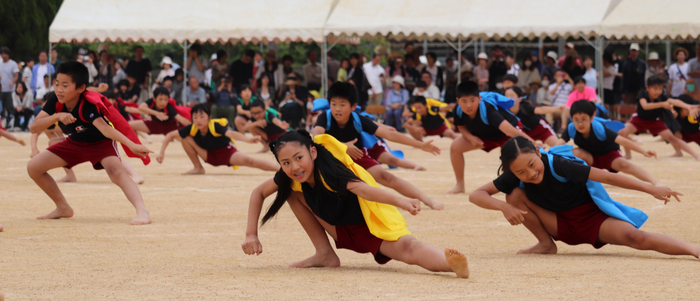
[240,88,252,100]
[646,84,664,100]
[250,106,265,121]
[503,80,515,90]
[277,142,317,184]
[192,111,210,130]
[575,82,586,92]
[54,73,85,104]
[571,113,592,134]
[509,151,545,184]
[456,95,481,116]
[329,97,353,124]
[162,80,172,89]
[410,102,428,116]
[119,85,127,93]
[504,89,518,100]
[155,94,169,109]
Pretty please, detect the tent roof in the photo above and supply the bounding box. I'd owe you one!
[600,0,700,40]
[49,0,336,43]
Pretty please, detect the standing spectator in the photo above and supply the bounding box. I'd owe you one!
[50,48,62,69]
[35,74,53,107]
[205,53,217,89]
[170,69,184,104]
[229,49,255,91]
[347,53,366,106]
[541,51,559,80]
[124,74,142,103]
[421,52,444,91]
[557,43,581,67]
[363,53,386,106]
[211,75,238,127]
[505,52,519,76]
[473,52,490,91]
[30,51,55,95]
[278,75,307,129]
[404,42,415,56]
[668,47,690,97]
[527,78,544,105]
[337,58,349,82]
[620,43,647,104]
[602,52,616,107]
[22,57,34,88]
[403,55,421,91]
[256,72,276,107]
[185,76,207,107]
[386,52,407,78]
[531,50,543,74]
[645,52,667,84]
[687,43,700,86]
[517,55,540,94]
[186,43,208,85]
[548,69,573,131]
[581,56,597,90]
[85,51,99,86]
[412,72,440,99]
[124,45,153,103]
[488,46,507,91]
[213,50,230,87]
[561,50,585,79]
[384,76,409,131]
[156,56,175,84]
[11,82,33,130]
[612,53,625,104]
[252,51,263,87]
[98,51,113,89]
[326,50,340,83]
[112,59,127,87]
[1,47,20,121]
[254,50,282,91]
[303,50,322,91]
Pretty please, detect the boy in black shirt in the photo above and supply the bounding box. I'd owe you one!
[448,81,535,194]
[675,94,700,146]
[243,100,289,151]
[618,76,700,160]
[403,96,457,141]
[312,82,443,210]
[558,100,660,185]
[129,87,191,136]
[158,104,278,174]
[27,61,152,225]
[505,86,563,146]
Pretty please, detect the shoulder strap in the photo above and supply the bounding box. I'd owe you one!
[567,122,577,140]
[351,111,363,134]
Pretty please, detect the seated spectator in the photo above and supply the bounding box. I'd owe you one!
[256,72,276,107]
[124,74,141,103]
[213,50,230,87]
[473,52,490,91]
[548,69,574,131]
[212,75,238,128]
[542,51,559,80]
[185,76,207,107]
[156,56,175,84]
[161,76,174,94]
[582,56,597,90]
[234,84,257,132]
[412,71,440,99]
[385,75,410,131]
[527,78,544,105]
[566,76,598,108]
[337,58,349,82]
[505,52,520,76]
[112,59,127,87]
[421,52,444,91]
[278,75,307,129]
[171,69,185,104]
[35,74,53,110]
[11,82,34,130]
[518,55,540,94]
[186,43,208,85]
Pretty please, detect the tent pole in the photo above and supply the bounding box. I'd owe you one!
[665,39,671,67]
[48,42,53,89]
[457,36,462,85]
[645,41,649,59]
[182,40,189,105]
[423,39,428,55]
[322,36,328,98]
[558,37,565,58]
[538,38,543,64]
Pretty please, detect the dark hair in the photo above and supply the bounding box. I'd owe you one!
[24,56,34,63]
[99,50,108,57]
[174,68,184,77]
[573,76,586,85]
[216,50,227,60]
[307,49,317,58]
[503,74,518,84]
[404,42,414,50]
[0,47,10,55]
[153,87,170,98]
[15,81,28,96]
[522,55,534,71]
[340,58,349,69]
[647,75,666,87]
[102,91,116,99]
[349,53,360,60]
[498,136,538,175]
[408,95,427,106]
[190,43,202,55]
[420,70,432,77]
[603,52,614,65]
[162,76,173,83]
[416,80,427,88]
[239,84,252,93]
[250,99,265,110]
[257,72,271,87]
[133,45,144,52]
[282,54,293,63]
[117,79,129,88]
[426,52,437,60]
[327,81,358,105]
[570,99,596,117]
[56,61,89,89]
[245,50,255,59]
[190,103,211,116]
[262,130,362,225]
[456,81,480,98]
[506,86,524,98]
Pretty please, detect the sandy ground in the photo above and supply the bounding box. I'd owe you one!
[0,132,699,300]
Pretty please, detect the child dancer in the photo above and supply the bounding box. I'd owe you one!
[241,131,469,277]
[0,124,25,146]
[505,86,563,146]
[469,136,699,259]
[558,100,660,185]
[313,82,443,209]
[448,81,535,194]
[128,87,191,137]
[157,104,278,174]
[27,62,152,225]
[234,84,259,133]
[404,96,458,141]
[674,94,700,148]
[243,100,290,152]
[618,76,700,160]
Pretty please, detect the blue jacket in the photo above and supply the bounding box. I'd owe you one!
[30,63,56,93]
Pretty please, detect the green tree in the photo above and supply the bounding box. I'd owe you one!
[0,0,64,62]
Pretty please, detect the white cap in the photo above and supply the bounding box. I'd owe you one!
[629,43,640,51]
[546,51,558,61]
[477,52,488,60]
[160,56,173,67]
[648,52,659,60]
[210,53,218,62]
[566,42,575,49]
[391,75,405,86]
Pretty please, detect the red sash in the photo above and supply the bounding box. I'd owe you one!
[147,98,192,122]
[115,97,142,120]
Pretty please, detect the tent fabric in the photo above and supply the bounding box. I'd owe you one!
[49,0,336,43]
[600,0,700,40]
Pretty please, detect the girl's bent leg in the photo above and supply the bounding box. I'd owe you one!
[377,151,425,171]
[597,218,700,259]
[229,151,278,171]
[448,136,478,194]
[121,160,145,184]
[102,156,151,225]
[507,188,558,254]
[26,151,74,220]
[181,136,207,175]
[379,235,469,278]
[610,157,660,186]
[286,191,341,268]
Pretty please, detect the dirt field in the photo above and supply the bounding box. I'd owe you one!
[1,132,699,300]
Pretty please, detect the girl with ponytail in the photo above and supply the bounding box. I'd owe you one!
[241,130,469,278]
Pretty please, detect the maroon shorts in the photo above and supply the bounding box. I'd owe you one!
[424,123,449,137]
[592,150,623,172]
[555,203,610,249]
[482,135,512,153]
[266,131,287,143]
[47,138,120,170]
[335,223,391,264]
[366,140,389,161]
[145,119,180,135]
[353,149,380,170]
[205,142,237,167]
[524,119,556,143]
[681,131,700,145]
[628,116,668,136]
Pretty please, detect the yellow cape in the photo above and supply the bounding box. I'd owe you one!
[289,134,411,241]
[190,118,239,170]
[411,98,453,129]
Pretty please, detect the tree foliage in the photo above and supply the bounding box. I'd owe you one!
[0,0,64,61]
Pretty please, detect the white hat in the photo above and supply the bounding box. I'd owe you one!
[546,51,558,61]
[477,52,488,60]
[648,52,659,60]
[629,43,640,51]
[210,53,217,62]
[391,75,405,86]
[160,56,173,67]
[566,42,575,49]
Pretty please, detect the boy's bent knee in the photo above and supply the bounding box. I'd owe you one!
[626,230,649,248]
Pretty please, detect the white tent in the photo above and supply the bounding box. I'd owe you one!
[600,0,700,40]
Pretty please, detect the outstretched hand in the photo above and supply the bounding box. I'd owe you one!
[129,144,154,158]
[344,139,363,160]
[400,198,421,215]
[643,150,657,159]
[420,139,441,155]
[650,186,683,204]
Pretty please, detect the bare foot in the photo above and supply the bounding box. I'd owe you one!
[413,165,427,171]
[132,175,145,185]
[423,198,444,210]
[517,242,558,254]
[671,151,683,158]
[624,152,632,160]
[445,248,469,278]
[182,168,205,175]
[289,252,341,268]
[17,139,26,146]
[447,183,465,194]
[131,210,152,225]
[37,207,74,220]
[57,172,77,183]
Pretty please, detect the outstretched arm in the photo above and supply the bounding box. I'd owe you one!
[174,114,192,126]
[225,129,260,144]
[533,105,565,115]
[157,130,181,163]
[347,181,420,215]
[242,179,279,255]
[93,118,153,158]
[375,126,440,155]
[29,111,63,134]
[588,168,681,204]
[614,135,656,158]
[498,120,535,144]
